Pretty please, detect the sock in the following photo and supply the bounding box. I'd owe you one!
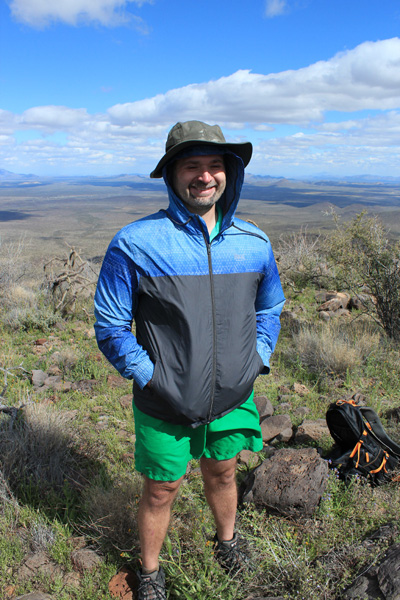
[220,533,237,546]
[142,567,159,579]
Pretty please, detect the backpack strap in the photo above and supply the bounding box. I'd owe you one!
[360,407,400,459]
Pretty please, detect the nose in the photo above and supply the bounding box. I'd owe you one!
[197,169,213,183]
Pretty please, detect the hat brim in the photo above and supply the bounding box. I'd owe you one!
[150,140,253,178]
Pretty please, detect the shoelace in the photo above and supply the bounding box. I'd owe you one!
[215,536,254,574]
[138,575,166,600]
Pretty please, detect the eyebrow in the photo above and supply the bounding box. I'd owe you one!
[181,157,225,166]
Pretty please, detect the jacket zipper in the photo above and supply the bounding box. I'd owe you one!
[204,232,217,422]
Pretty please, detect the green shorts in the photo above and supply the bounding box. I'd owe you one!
[132,393,263,481]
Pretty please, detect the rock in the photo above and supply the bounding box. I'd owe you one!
[260,415,292,443]
[18,551,62,581]
[47,365,62,376]
[63,571,81,587]
[293,406,311,418]
[336,292,351,306]
[292,383,310,396]
[278,385,291,395]
[277,402,292,411]
[343,543,400,600]
[317,292,350,313]
[318,310,331,321]
[71,548,103,573]
[294,419,331,444]
[119,394,133,410]
[107,374,127,388]
[351,392,367,405]
[349,294,370,310]
[241,448,329,517]
[109,566,136,599]
[315,290,338,303]
[43,375,63,387]
[245,597,284,600]
[15,594,53,600]
[34,338,48,346]
[238,449,259,467]
[69,535,87,550]
[71,379,97,392]
[31,370,47,388]
[121,452,135,463]
[317,298,343,312]
[342,568,381,599]
[278,427,293,443]
[254,396,274,421]
[84,328,96,339]
[4,584,16,598]
[335,308,351,318]
[377,544,400,600]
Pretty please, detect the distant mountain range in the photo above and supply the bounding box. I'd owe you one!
[1,168,400,186]
[0,169,38,181]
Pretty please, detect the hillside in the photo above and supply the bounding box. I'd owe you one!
[0,209,400,599]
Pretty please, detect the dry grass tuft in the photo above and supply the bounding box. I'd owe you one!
[85,479,142,552]
[292,321,380,376]
[0,403,77,490]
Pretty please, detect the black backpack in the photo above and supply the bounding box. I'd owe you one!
[326,399,400,486]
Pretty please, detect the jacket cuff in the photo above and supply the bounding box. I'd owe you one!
[256,344,271,375]
[134,357,155,390]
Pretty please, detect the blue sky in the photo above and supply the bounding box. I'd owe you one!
[1,0,400,178]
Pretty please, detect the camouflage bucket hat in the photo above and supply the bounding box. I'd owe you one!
[150,120,253,178]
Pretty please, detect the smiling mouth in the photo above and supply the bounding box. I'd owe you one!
[190,185,216,196]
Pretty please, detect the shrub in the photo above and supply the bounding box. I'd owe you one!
[276,229,330,289]
[2,303,59,332]
[84,481,141,552]
[0,236,27,296]
[291,321,380,377]
[43,247,98,318]
[324,211,400,341]
[0,403,77,492]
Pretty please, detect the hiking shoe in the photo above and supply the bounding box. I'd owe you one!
[213,532,254,575]
[136,567,167,600]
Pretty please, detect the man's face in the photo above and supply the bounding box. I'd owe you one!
[172,154,226,214]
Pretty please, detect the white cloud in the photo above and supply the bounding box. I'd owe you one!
[107,38,400,127]
[251,111,400,176]
[20,106,89,130]
[8,0,152,28]
[2,38,400,176]
[265,0,287,18]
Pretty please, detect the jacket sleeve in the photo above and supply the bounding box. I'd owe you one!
[255,242,285,374]
[93,243,154,389]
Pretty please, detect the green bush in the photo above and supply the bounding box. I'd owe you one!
[325,211,400,341]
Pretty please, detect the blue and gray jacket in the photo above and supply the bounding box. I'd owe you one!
[94,151,285,427]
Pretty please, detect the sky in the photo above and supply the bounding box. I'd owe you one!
[1,0,400,179]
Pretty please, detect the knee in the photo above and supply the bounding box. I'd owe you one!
[143,478,181,508]
[201,458,237,488]
[213,468,236,488]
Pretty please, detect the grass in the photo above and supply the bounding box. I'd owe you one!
[0,247,400,598]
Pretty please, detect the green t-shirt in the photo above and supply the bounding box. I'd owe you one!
[209,203,223,242]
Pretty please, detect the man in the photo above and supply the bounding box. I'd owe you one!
[94,121,285,599]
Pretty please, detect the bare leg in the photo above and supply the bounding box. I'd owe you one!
[200,456,238,541]
[137,475,183,571]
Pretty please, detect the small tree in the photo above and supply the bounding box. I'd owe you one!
[325,211,400,341]
[276,228,329,290]
[44,247,98,318]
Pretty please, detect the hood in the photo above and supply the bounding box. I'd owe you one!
[162,147,245,237]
